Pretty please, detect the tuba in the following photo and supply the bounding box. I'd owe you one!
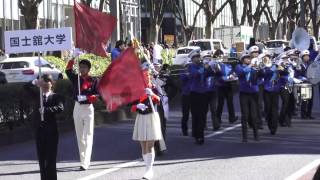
[290,27,310,51]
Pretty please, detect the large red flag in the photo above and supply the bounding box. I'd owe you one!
[74,2,116,57]
[98,48,147,111]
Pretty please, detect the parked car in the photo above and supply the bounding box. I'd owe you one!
[188,39,228,57]
[173,46,200,65]
[265,40,289,57]
[0,57,63,83]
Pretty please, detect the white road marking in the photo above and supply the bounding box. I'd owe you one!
[284,159,320,180]
[77,160,141,180]
[78,124,241,180]
[205,123,241,138]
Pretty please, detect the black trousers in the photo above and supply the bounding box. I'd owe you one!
[155,101,167,153]
[301,86,314,118]
[279,88,294,126]
[263,91,279,134]
[36,125,58,180]
[204,91,219,129]
[181,94,191,133]
[217,84,236,123]
[190,92,207,139]
[239,92,259,140]
[257,85,264,126]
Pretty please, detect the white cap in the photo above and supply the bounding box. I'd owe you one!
[300,50,310,58]
[280,53,289,60]
[249,45,259,54]
[240,53,251,61]
[188,49,201,59]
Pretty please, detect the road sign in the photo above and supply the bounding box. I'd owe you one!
[5,27,72,53]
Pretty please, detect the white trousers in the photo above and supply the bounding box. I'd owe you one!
[73,102,94,169]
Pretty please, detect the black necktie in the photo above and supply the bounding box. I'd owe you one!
[43,95,47,104]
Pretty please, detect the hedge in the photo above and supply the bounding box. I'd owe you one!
[45,54,111,78]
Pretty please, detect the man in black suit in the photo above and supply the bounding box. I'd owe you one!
[24,74,64,180]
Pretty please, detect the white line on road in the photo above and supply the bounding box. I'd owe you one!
[205,123,241,138]
[78,124,241,180]
[284,159,320,180]
[77,160,141,180]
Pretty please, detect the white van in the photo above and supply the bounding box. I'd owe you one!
[188,39,227,57]
[266,40,289,57]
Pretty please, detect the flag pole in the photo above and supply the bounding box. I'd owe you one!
[38,51,44,121]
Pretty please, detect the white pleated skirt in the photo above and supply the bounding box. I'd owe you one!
[132,112,163,141]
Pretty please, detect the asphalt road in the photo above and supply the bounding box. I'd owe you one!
[0,89,320,180]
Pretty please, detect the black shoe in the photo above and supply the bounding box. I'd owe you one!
[270,131,276,135]
[230,116,239,124]
[195,138,204,145]
[79,166,87,171]
[182,130,188,136]
[242,138,248,143]
[301,115,307,119]
[254,135,260,141]
[280,123,287,127]
[258,125,264,129]
[213,126,221,131]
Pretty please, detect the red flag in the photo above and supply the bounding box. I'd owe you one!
[74,2,116,57]
[98,48,147,111]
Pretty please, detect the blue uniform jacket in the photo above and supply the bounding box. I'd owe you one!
[235,64,259,93]
[188,63,206,93]
[216,63,234,87]
[262,65,281,92]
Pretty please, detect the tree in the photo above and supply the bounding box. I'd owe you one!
[229,0,238,25]
[263,0,286,39]
[81,0,93,6]
[306,0,320,40]
[172,0,204,44]
[201,0,230,38]
[249,0,268,38]
[147,0,170,44]
[240,0,248,25]
[18,0,43,29]
[99,0,110,12]
[286,0,299,39]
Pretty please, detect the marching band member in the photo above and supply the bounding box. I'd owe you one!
[188,50,207,144]
[278,50,300,127]
[216,58,238,126]
[295,50,314,119]
[235,53,260,142]
[24,74,64,180]
[262,55,283,135]
[131,66,163,180]
[203,59,219,131]
[249,46,264,129]
[66,57,98,170]
[180,62,191,136]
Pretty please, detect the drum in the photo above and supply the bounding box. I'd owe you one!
[293,83,312,100]
[307,61,320,84]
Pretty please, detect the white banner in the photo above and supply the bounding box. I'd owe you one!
[5,27,73,53]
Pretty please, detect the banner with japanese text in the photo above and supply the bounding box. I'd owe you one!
[4,27,72,53]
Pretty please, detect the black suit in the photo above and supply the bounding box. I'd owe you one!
[24,83,64,180]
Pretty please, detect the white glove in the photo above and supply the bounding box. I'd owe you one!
[32,79,39,85]
[39,107,44,114]
[294,79,303,84]
[137,103,147,111]
[145,88,153,96]
[77,95,87,102]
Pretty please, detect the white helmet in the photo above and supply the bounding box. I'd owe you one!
[188,49,201,59]
[249,45,259,54]
[300,50,310,58]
